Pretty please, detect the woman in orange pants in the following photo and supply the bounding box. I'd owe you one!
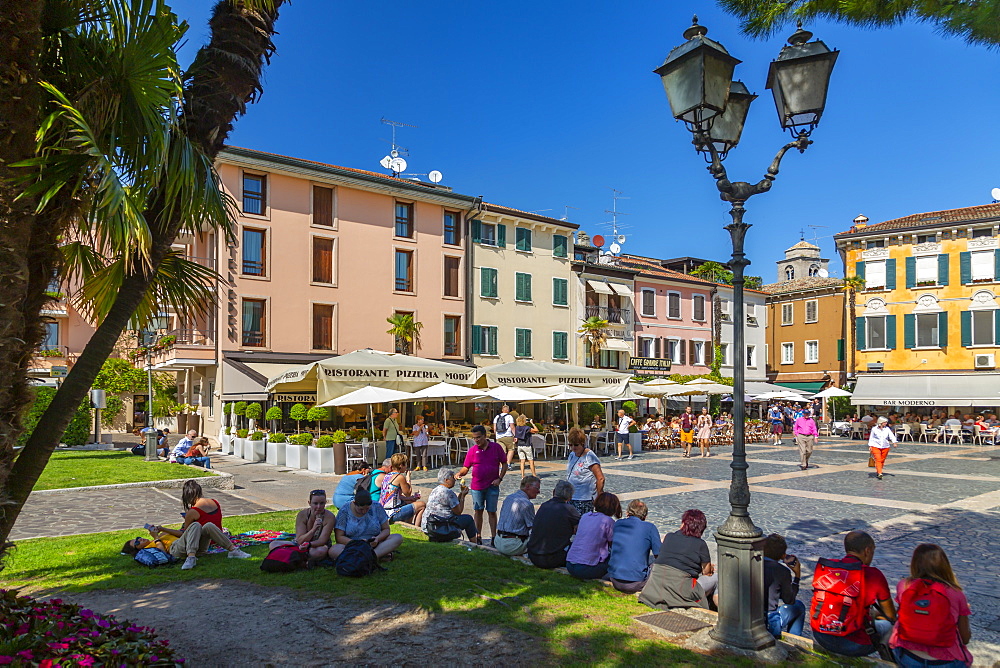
[867,416,897,480]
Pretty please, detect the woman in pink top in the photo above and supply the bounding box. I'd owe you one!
[792,409,819,471]
[890,543,973,667]
[565,492,621,580]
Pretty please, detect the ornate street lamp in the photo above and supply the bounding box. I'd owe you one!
[139,314,170,461]
[655,17,837,651]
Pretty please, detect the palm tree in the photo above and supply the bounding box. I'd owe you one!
[690,260,734,284]
[842,275,866,380]
[717,0,999,49]
[579,316,609,367]
[386,313,424,355]
[0,0,285,553]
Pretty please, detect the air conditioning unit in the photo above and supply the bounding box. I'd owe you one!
[867,362,884,373]
[975,353,996,369]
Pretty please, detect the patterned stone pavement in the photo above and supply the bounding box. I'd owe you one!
[13,433,1000,664]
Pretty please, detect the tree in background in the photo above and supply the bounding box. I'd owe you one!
[92,357,172,426]
[842,275,867,380]
[578,316,609,368]
[245,402,263,431]
[691,261,733,284]
[716,0,1000,49]
[19,388,91,448]
[265,405,283,432]
[386,313,424,355]
[233,401,248,430]
[307,405,329,436]
[290,403,308,434]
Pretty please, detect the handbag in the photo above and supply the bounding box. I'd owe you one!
[426,515,463,542]
[867,455,876,468]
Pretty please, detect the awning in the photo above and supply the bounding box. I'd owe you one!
[587,280,614,295]
[609,283,633,299]
[851,373,1000,407]
[221,359,269,401]
[600,338,632,352]
[776,381,826,394]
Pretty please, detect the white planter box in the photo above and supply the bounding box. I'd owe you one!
[630,432,643,453]
[307,447,334,474]
[221,435,233,455]
[246,439,265,462]
[265,441,286,466]
[284,443,307,469]
[233,438,246,458]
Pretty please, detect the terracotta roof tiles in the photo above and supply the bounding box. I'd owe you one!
[760,276,845,295]
[835,203,1000,237]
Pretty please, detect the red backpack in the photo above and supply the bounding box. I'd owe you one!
[260,544,308,573]
[897,579,956,647]
[810,558,867,636]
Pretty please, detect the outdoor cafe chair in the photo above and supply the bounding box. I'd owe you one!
[918,424,937,442]
[426,439,448,468]
[346,440,372,471]
[850,423,868,440]
[942,425,964,444]
[894,423,913,442]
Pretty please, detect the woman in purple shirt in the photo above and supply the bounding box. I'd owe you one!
[565,492,622,580]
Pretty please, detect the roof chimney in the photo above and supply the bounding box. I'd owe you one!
[852,214,869,232]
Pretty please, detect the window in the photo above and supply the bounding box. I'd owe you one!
[313,185,333,227]
[41,321,59,350]
[916,313,940,347]
[472,325,498,356]
[479,221,497,246]
[972,228,993,239]
[867,316,887,349]
[444,315,461,356]
[638,337,655,357]
[515,227,532,252]
[515,328,532,357]
[692,295,705,321]
[394,250,413,292]
[641,289,656,317]
[866,260,887,289]
[746,345,756,368]
[808,264,820,277]
[312,304,334,350]
[971,251,995,282]
[785,266,794,280]
[746,303,756,316]
[241,299,266,347]
[781,342,794,364]
[553,331,568,360]
[917,233,937,243]
[667,292,681,319]
[553,234,568,258]
[805,340,819,363]
[805,300,818,323]
[666,339,680,363]
[597,350,620,369]
[693,341,705,365]
[242,227,266,276]
[208,382,215,417]
[242,173,266,215]
[552,278,568,306]
[312,237,334,284]
[866,239,885,249]
[971,310,995,345]
[443,211,460,245]
[781,303,793,325]
[480,267,498,298]
[444,256,461,297]
[915,255,937,284]
[515,272,532,302]
[394,202,414,238]
[720,343,730,366]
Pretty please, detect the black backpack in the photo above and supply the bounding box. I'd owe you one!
[335,539,383,577]
[353,472,375,500]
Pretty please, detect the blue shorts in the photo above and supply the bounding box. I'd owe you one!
[615,432,630,444]
[388,503,415,524]
[470,486,500,512]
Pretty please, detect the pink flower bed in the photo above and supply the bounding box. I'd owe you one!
[0,589,181,666]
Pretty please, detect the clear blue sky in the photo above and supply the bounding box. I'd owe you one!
[170,0,1000,281]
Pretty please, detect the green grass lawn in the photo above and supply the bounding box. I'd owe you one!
[0,511,842,666]
[33,450,214,490]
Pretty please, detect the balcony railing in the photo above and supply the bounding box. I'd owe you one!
[585,305,632,325]
[167,328,214,346]
[35,345,69,358]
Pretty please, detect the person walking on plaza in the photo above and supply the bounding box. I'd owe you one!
[696,407,713,458]
[382,408,402,459]
[494,475,541,556]
[793,409,819,471]
[411,415,429,471]
[615,408,636,460]
[457,425,507,542]
[679,405,695,457]
[493,404,517,467]
[513,414,539,478]
[868,416,897,480]
[566,427,605,514]
[768,403,785,445]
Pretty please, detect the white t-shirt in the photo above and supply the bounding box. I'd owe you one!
[868,425,897,449]
[493,413,514,438]
[945,418,963,427]
[860,415,874,424]
[616,415,634,434]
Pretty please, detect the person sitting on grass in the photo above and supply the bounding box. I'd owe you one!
[421,468,478,542]
[369,458,392,503]
[330,488,403,561]
[378,453,426,526]
[154,480,251,570]
[639,509,717,611]
[267,489,337,566]
[180,436,212,469]
[526,480,580,569]
[157,429,170,458]
[494,475,541,556]
[565,492,622,580]
[333,461,373,510]
[607,500,661,594]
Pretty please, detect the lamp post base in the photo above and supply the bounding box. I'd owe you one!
[144,431,159,462]
[709,530,774,650]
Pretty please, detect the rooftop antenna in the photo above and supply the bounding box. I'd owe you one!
[807,224,827,242]
[602,188,631,256]
[561,205,579,221]
[529,209,553,214]
[992,187,1000,203]
[378,117,442,182]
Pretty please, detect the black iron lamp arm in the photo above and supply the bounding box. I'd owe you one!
[694,130,812,203]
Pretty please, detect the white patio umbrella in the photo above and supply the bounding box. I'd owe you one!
[754,391,790,400]
[535,385,609,402]
[812,386,852,422]
[464,385,551,403]
[680,378,733,394]
[644,378,679,386]
[318,385,418,440]
[411,382,484,438]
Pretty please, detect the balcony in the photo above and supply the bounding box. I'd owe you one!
[585,305,633,325]
[148,328,217,368]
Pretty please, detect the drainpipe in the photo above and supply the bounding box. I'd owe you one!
[463,197,484,365]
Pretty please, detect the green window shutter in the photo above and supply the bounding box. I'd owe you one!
[553,278,568,305]
[471,219,482,243]
[837,338,845,361]
[524,274,531,301]
[480,268,491,297]
[905,257,916,289]
[937,253,950,286]
[553,235,567,258]
[855,316,866,350]
[886,314,897,350]
[959,251,971,285]
[885,258,896,290]
[525,329,532,357]
[490,269,498,297]
[960,311,972,347]
[516,328,531,357]
[903,313,915,349]
[938,311,948,347]
[472,325,482,354]
[496,224,506,248]
[995,309,1000,345]
[995,250,1000,282]
[554,332,568,359]
[855,261,865,282]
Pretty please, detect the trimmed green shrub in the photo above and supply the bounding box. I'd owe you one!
[245,402,263,421]
[330,429,349,443]
[579,402,604,422]
[249,431,265,440]
[223,426,231,435]
[290,403,308,433]
[223,402,232,414]
[315,435,335,448]
[268,432,287,443]
[291,432,313,446]
[233,401,248,417]
[19,387,91,447]
[307,405,329,434]
[236,428,249,438]
[265,406,283,421]
[622,401,638,415]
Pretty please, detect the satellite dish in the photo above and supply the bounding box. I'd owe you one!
[388,157,407,173]
[390,149,399,158]
[609,242,621,254]
[380,155,392,169]
[592,235,605,247]
[428,170,443,183]
[616,234,626,244]
[992,187,1000,201]
[819,268,830,278]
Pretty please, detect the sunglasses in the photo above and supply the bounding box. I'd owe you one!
[310,489,326,497]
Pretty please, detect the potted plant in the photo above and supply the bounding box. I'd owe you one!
[308,433,336,474]
[265,405,283,432]
[246,430,266,462]
[233,401,248,429]
[307,405,329,435]
[289,403,308,433]
[245,402,263,432]
[285,432,312,469]
[266,432,287,466]
[221,426,233,454]
[235,428,249,458]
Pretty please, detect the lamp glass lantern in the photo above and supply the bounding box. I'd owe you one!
[700,80,756,158]
[766,26,839,134]
[654,19,741,131]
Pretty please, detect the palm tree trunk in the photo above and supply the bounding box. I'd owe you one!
[848,290,857,382]
[0,0,285,551]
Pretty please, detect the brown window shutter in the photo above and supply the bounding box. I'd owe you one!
[313,186,333,226]
[679,339,687,365]
[705,341,714,364]
[689,340,697,365]
[655,337,661,358]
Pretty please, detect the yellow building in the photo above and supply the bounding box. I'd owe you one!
[835,204,1000,410]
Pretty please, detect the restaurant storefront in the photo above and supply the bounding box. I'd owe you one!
[851,373,1000,411]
